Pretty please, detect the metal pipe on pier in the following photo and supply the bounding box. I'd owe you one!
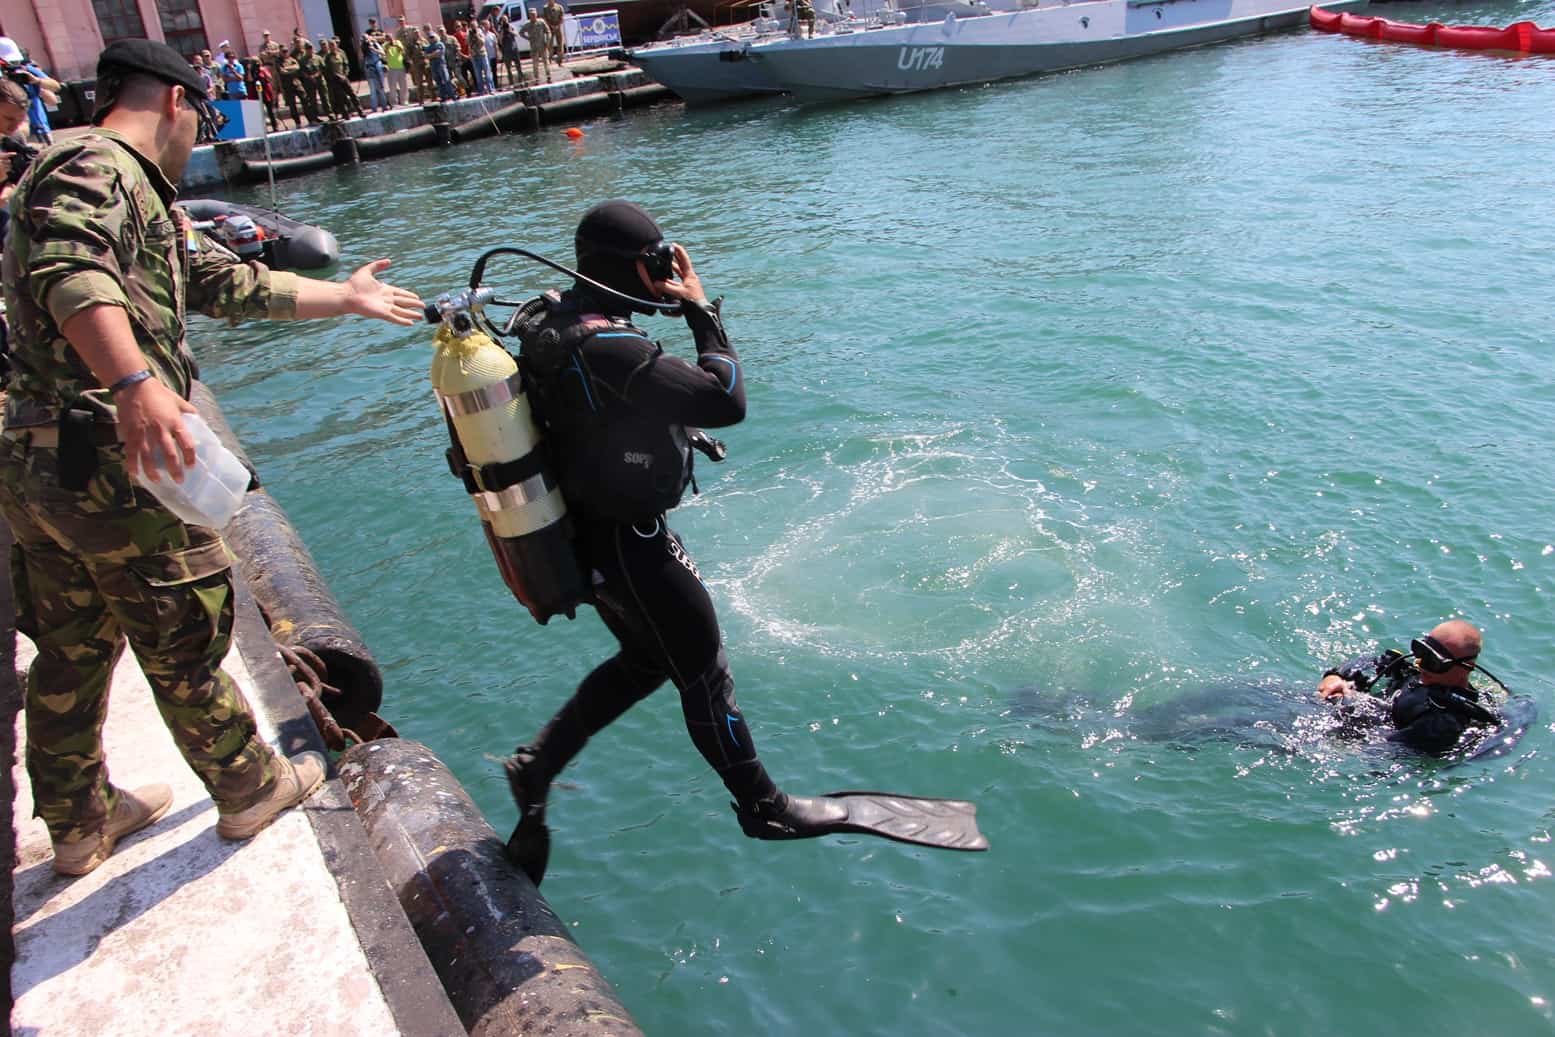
[191,382,386,735]
[339,739,642,1037]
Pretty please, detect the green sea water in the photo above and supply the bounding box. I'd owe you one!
[201,4,1555,1032]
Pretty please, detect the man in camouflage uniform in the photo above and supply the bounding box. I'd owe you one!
[278,46,310,125]
[523,9,552,85]
[295,40,332,120]
[322,38,364,119]
[257,31,290,125]
[398,21,427,104]
[0,39,423,877]
[543,0,567,64]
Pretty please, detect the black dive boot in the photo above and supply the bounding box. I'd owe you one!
[733,791,850,840]
[504,746,552,886]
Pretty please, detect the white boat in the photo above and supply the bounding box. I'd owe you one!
[626,0,1000,103]
[745,0,1370,102]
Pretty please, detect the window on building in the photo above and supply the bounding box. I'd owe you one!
[92,0,146,44]
[156,0,210,62]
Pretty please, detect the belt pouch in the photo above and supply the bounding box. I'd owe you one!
[56,407,100,491]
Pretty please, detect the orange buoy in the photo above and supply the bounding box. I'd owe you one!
[564,127,584,139]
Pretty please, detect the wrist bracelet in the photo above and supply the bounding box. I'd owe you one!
[108,369,153,394]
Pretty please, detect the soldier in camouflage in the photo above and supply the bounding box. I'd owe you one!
[295,41,332,121]
[0,38,423,877]
[399,22,428,104]
[322,38,364,120]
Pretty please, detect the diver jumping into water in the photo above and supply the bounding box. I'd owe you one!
[1317,619,1505,755]
[488,201,985,884]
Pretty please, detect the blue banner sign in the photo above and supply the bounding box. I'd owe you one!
[575,10,622,48]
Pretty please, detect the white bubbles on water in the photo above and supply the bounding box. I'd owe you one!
[707,415,1171,692]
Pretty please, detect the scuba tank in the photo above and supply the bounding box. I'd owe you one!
[427,287,586,624]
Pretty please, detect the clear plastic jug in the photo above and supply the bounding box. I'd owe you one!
[133,413,250,529]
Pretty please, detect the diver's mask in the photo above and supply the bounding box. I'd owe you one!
[637,240,675,284]
[1411,634,1510,693]
[1411,635,1476,675]
[576,238,676,283]
[573,237,678,315]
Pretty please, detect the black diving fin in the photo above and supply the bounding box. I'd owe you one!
[734,791,990,852]
[503,748,552,886]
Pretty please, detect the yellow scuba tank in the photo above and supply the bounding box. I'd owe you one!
[428,288,586,624]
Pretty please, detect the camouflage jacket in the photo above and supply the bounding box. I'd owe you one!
[0,129,299,419]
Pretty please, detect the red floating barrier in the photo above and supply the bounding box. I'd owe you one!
[1310,6,1555,54]
[1338,12,1382,38]
[1435,24,1514,48]
[1309,6,1341,31]
[1377,19,1438,45]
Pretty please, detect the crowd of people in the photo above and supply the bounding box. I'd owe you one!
[179,8,577,142]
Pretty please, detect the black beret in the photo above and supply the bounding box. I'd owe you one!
[96,39,208,100]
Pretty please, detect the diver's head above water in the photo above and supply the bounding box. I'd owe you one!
[1412,619,1482,689]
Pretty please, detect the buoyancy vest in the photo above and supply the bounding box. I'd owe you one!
[515,291,693,524]
[1391,678,1499,730]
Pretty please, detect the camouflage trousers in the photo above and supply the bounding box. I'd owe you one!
[0,434,281,844]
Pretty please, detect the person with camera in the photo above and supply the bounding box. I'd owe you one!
[1317,619,1504,755]
[0,78,33,215]
[0,38,59,146]
[0,39,423,877]
[500,200,854,885]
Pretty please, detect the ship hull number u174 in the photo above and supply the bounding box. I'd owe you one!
[897,46,946,71]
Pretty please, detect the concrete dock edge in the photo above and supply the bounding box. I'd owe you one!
[231,587,467,1037]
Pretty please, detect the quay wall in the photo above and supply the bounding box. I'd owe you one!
[2,383,642,1035]
[200,386,643,1034]
[180,69,672,193]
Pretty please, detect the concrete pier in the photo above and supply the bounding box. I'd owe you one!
[179,60,670,192]
[6,571,465,1036]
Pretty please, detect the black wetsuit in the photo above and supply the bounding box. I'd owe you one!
[1325,650,1498,755]
[523,288,781,809]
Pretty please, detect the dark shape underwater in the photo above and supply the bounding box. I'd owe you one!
[1008,681,1539,763]
[1457,695,1538,764]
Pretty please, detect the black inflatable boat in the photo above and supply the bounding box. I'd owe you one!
[177,199,341,272]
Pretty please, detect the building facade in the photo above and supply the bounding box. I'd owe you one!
[0,0,449,84]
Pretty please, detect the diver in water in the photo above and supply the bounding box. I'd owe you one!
[501,201,983,883]
[1317,619,1504,755]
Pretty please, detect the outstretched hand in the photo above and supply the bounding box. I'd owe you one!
[344,259,425,326]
